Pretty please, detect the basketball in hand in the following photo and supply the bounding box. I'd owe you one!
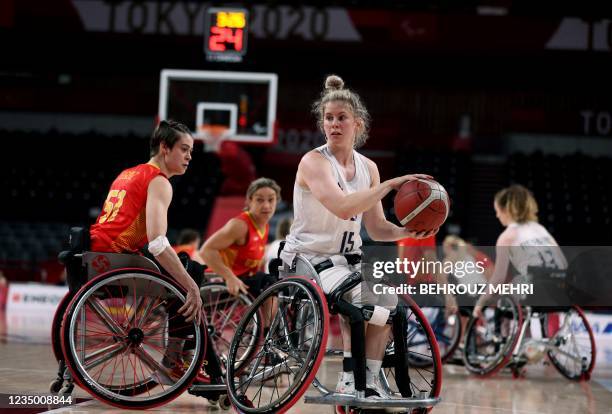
[394,179,450,233]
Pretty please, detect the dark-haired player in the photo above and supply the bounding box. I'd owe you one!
[90,120,207,382]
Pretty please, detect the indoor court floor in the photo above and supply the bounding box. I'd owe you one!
[1,311,611,414]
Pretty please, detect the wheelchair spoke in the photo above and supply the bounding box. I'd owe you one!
[83,342,128,370]
[134,283,162,329]
[132,345,175,382]
[86,297,128,337]
[227,279,327,412]
[62,271,207,408]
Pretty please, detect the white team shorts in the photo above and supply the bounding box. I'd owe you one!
[282,252,397,310]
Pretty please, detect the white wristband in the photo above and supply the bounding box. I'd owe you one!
[148,235,170,257]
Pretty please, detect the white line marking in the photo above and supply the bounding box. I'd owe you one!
[39,399,96,413]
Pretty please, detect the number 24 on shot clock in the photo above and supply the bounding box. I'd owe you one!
[205,8,249,62]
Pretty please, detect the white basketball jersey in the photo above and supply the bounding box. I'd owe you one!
[282,145,372,258]
[506,221,567,275]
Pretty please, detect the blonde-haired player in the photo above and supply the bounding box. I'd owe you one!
[473,184,567,317]
[280,74,436,397]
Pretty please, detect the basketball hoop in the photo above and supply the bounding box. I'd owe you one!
[196,124,231,153]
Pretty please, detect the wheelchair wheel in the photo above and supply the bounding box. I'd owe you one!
[462,295,523,377]
[60,268,206,409]
[418,306,462,365]
[200,282,261,373]
[382,296,442,413]
[540,306,596,380]
[226,277,329,414]
[52,291,75,362]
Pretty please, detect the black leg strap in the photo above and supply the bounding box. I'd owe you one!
[392,305,413,397]
[328,271,362,314]
[331,295,367,392]
[342,357,354,372]
[350,318,366,392]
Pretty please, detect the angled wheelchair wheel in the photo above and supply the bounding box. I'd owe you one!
[541,306,596,380]
[418,306,462,365]
[60,268,206,409]
[226,277,329,414]
[383,296,442,413]
[200,282,261,374]
[52,292,75,362]
[462,295,523,377]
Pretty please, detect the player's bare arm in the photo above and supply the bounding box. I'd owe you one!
[200,218,249,296]
[146,176,202,323]
[362,158,437,241]
[298,150,431,220]
[473,229,515,316]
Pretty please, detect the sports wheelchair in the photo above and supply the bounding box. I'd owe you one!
[224,254,443,413]
[416,297,463,366]
[462,277,596,380]
[49,228,258,409]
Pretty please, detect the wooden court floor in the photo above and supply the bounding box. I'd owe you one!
[1,316,612,414]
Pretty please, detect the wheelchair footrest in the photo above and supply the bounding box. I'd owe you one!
[304,392,440,408]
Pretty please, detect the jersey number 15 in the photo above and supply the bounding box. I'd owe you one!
[340,231,355,253]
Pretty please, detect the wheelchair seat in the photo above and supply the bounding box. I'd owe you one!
[58,226,160,292]
[82,251,159,278]
[278,254,323,286]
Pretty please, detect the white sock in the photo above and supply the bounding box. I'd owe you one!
[366,359,382,381]
[343,351,352,358]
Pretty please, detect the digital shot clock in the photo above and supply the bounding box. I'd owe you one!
[204,8,248,62]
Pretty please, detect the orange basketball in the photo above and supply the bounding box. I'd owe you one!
[394,179,450,232]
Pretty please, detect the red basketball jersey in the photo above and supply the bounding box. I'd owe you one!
[90,163,166,253]
[219,211,269,278]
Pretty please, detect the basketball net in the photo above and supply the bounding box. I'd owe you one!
[196,124,231,153]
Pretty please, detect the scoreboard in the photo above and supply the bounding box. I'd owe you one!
[204,8,249,62]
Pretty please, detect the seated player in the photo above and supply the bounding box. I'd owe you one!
[442,234,494,288]
[199,178,281,333]
[89,120,214,384]
[473,184,567,317]
[397,234,458,315]
[280,75,436,398]
[173,228,205,264]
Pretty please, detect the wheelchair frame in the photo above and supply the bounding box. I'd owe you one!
[224,254,443,413]
[462,295,596,380]
[51,247,245,410]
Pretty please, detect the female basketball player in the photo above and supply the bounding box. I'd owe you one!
[280,75,437,397]
[473,184,567,317]
[172,228,205,264]
[90,120,217,385]
[200,178,280,298]
[90,120,202,322]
